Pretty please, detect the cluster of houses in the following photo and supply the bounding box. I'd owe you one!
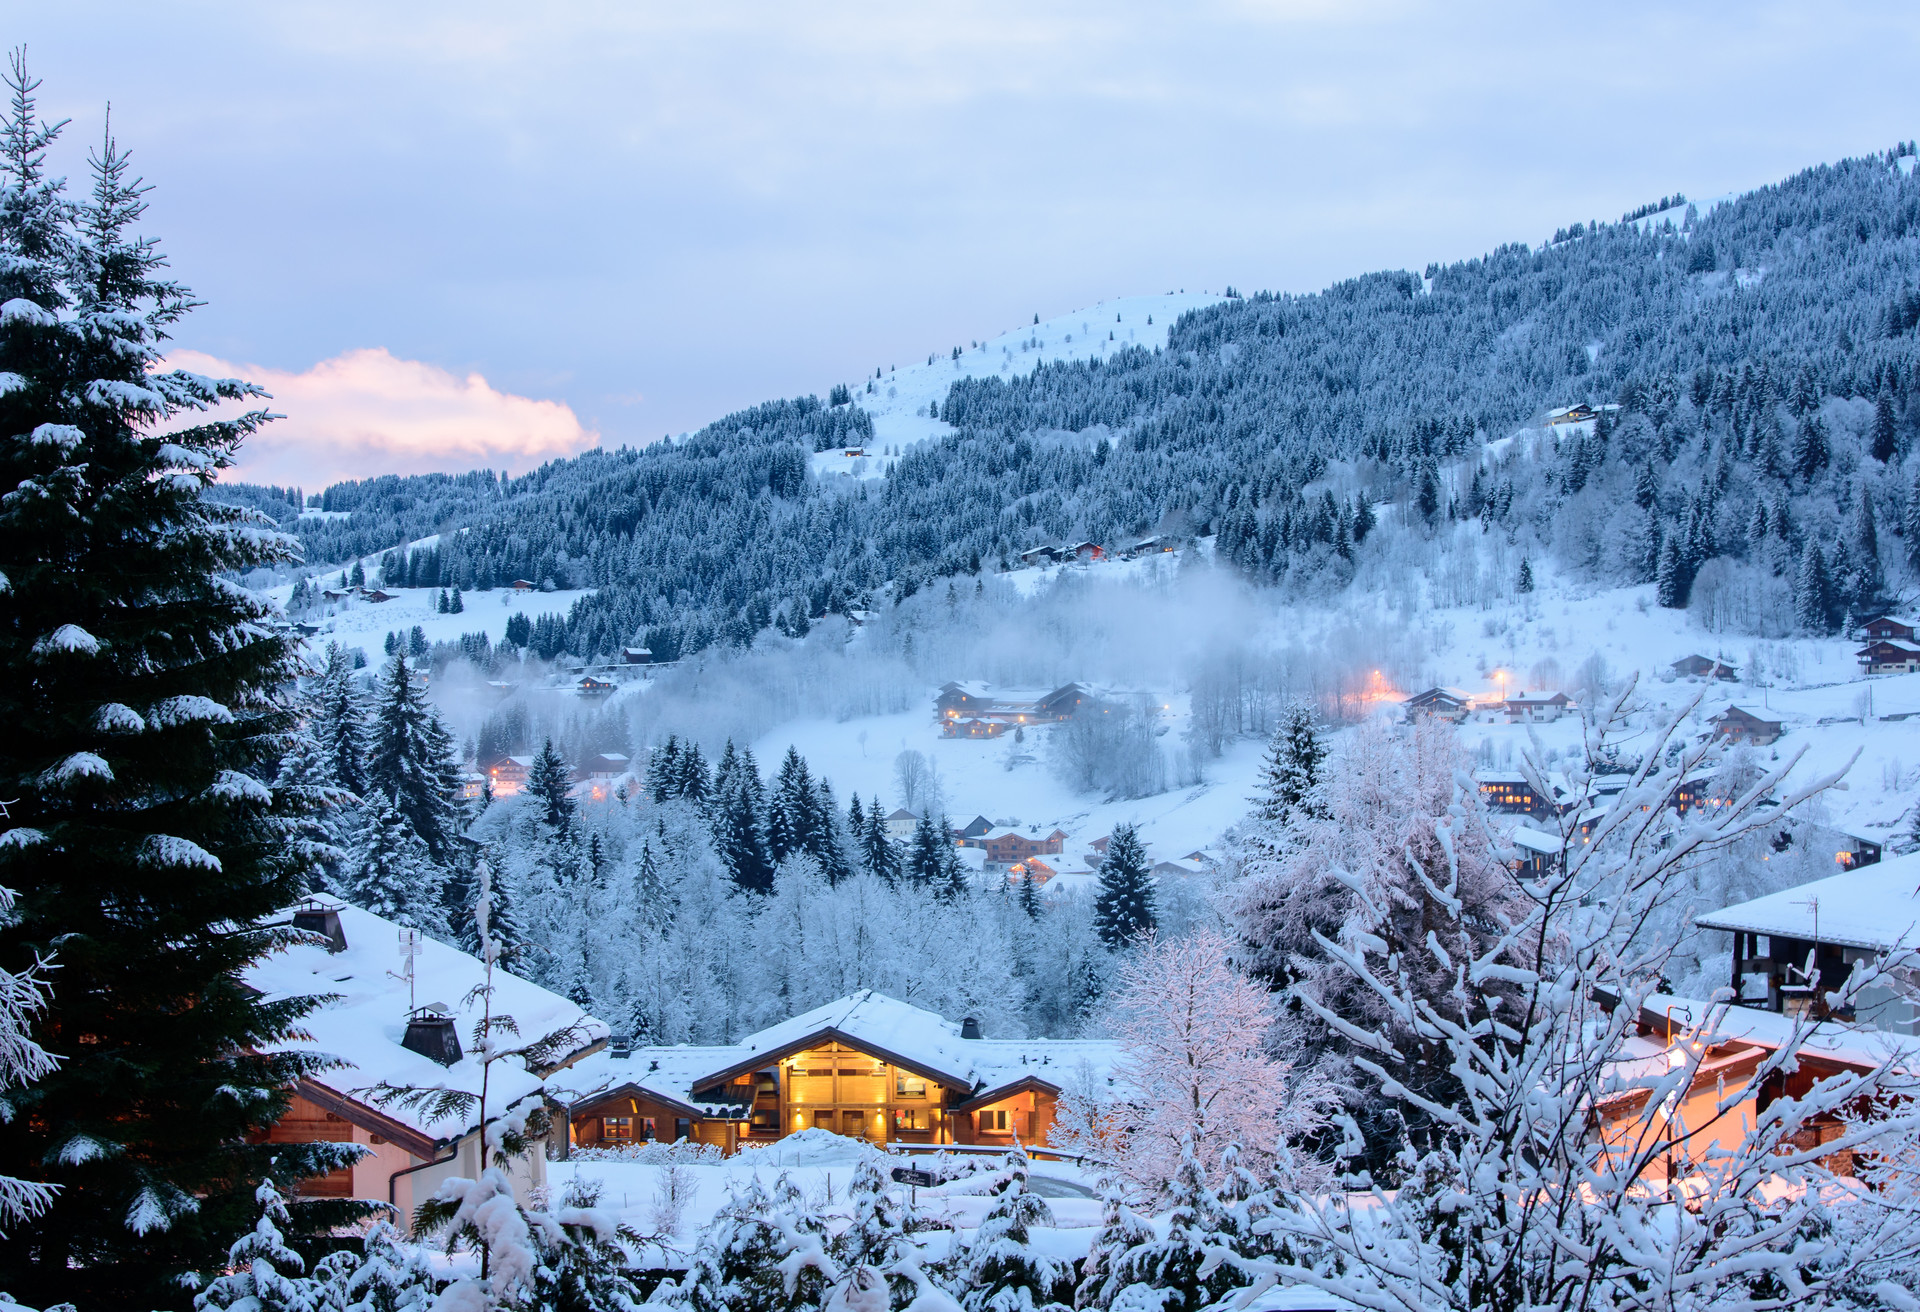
[1856,613,1920,675]
[1013,536,1177,569]
[935,681,1124,737]
[478,751,633,802]
[244,899,1121,1230]
[249,809,1912,1232]
[1403,653,1789,746]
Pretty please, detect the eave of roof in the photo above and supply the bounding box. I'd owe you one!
[688,1026,977,1096]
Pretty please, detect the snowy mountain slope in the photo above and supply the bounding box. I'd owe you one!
[285,584,596,668]
[811,291,1224,481]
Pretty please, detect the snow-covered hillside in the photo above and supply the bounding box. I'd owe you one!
[284,583,595,667]
[811,291,1224,481]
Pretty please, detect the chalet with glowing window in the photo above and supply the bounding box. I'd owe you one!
[968,826,1069,869]
[555,991,1117,1155]
[244,900,607,1230]
[1710,705,1783,746]
[1856,640,1920,676]
[1670,654,1738,681]
[1403,687,1471,723]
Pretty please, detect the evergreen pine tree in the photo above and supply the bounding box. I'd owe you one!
[1792,413,1830,481]
[717,770,774,894]
[1252,702,1326,828]
[1094,824,1157,949]
[677,740,710,805]
[862,796,901,887]
[647,734,683,802]
[310,641,368,794]
[1017,868,1042,919]
[960,1150,1074,1312]
[767,745,813,865]
[449,584,464,614]
[1654,533,1685,608]
[1795,540,1835,634]
[192,1177,323,1312]
[814,778,852,884]
[1082,1148,1248,1312]
[363,652,464,863]
[1908,465,1920,576]
[1852,483,1886,606]
[906,813,947,889]
[1873,388,1900,463]
[1514,556,1534,593]
[272,723,352,895]
[526,737,575,829]
[0,64,370,1299]
[934,814,969,901]
[344,794,445,935]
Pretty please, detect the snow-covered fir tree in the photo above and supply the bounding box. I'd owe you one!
[0,61,369,1302]
[1092,824,1155,949]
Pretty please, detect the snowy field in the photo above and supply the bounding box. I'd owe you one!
[549,1131,1103,1268]
[281,583,596,669]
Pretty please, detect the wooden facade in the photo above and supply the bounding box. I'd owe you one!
[560,1004,1101,1158]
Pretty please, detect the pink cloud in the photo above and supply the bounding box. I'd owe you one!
[167,347,601,490]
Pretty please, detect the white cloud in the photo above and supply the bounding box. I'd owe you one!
[168,347,600,490]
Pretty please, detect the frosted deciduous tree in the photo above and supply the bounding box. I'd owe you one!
[1206,679,1920,1311]
[1104,929,1330,1201]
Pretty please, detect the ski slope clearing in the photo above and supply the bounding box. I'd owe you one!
[812,291,1225,481]
[275,583,595,668]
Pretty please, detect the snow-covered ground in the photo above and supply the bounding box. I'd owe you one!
[740,552,1917,874]
[549,1131,1102,1266]
[277,583,596,669]
[812,292,1225,482]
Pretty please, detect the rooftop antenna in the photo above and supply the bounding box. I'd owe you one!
[390,927,421,1012]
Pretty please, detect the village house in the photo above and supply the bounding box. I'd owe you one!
[967,825,1069,869]
[554,991,1117,1155]
[953,815,994,841]
[1545,402,1598,426]
[621,646,653,665]
[883,808,921,839]
[942,717,1007,739]
[245,900,607,1229]
[1670,654,1739,681]
[483,754,534,798]
[1856,639,1920,676]
[1475,770,1569,820]
[1402,686,1471,723]
[509,579,537,591]
[1696,851,1920,1032]
[1503,691,1573,723]
[933,681,1113,729]
[1856,614,1917,643]
[1709,705,1784,746]
[577,675,616,697]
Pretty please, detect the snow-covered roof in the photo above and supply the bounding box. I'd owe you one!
[553,991,1122,1109]
[244,901,608,1146]
[1694,851,1920,952]
[1509,827,1565,855]
[1647,992,1920,1074]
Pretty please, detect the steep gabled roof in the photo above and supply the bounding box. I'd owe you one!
[245,902,608,1146]
[1696,851,1920,952]
[687,991,982,1093]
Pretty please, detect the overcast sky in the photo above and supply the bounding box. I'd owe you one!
[13,2,1920,487]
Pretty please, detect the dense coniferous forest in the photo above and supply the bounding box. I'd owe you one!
[239,147,1920,659]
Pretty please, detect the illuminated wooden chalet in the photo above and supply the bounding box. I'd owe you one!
[555,991,1117,1155]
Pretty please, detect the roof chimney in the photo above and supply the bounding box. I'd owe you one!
[401,1005,462,1066]
[291,902,347,953]
[610,1033,633,1059]
[960,1016,982,1040]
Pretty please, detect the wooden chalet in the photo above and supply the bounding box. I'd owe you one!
[1856,614,1917,644]
[1545,403,1598,427]
[1403,686,1471,723]
[1697,851,1920,1032]
[555,991,1117,1155]
[509,579,537,591]
[621,646,653,665]
[484,754,534,798]
[1475,770,1568,820]
[942,717,1007,739]
[362,589,398,604]
[1670,654,1738,681]
[1856,640,1920,676]
[1503,691,1572,722]
[933,681,1110,728]
[968,826,1069,867]
[577,675,616,697]
[1710,705,1783,746]
[245,901,606,1229]
[1017,544,1065,567]
[953,815,995,841]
